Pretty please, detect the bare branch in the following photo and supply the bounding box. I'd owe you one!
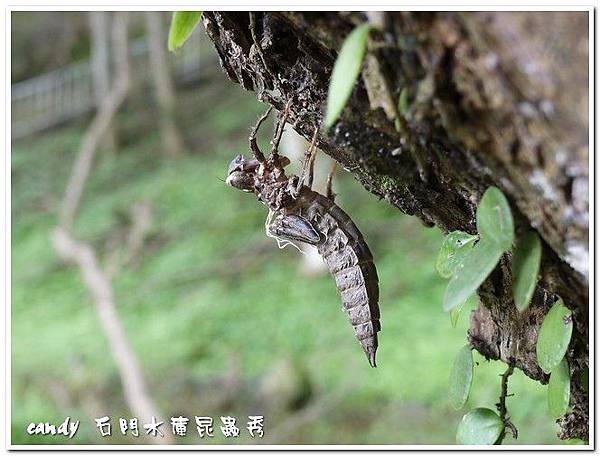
[51,228,172,443]
[59,12,131,230]
[53,12,172,444]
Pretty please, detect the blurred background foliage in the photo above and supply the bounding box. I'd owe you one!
[11,11,561,445]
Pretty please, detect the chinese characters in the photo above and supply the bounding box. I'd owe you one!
[93,415,264,439]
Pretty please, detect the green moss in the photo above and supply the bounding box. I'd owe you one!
[378,174,398,194]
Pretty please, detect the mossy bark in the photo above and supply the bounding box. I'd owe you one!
[202,11,589,440]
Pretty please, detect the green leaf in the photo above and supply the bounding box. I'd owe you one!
[398,87,409,116]
[394,118,401,132]
[536,298,573,373]
[476,187,514,251]
[168,11,203,52]
[448,345,473,409]
[443,240,503,312]
[436,231,478,279]
[324,24,372,129]
[548,357,571,418]
[456,408,504,445]
[512,231,542,312]
[450,302,463,328]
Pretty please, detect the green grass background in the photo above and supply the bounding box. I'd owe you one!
[11,82,562,445]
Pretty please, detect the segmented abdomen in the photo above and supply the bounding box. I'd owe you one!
[294,189,381,367]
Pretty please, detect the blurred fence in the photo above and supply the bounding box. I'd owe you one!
[11,30,217,140]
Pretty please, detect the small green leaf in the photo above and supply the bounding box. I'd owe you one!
[476,187,514,251]
[448,345,473,410]
[398,87,409,116]
[456,408,504,445]
[548,357,571,418]
[324,24,372,129]
[394,117,401,132]
[168,11,203,52]
[512,231,542,312]
[443,240,503,312]
[450,303,463,328]
[536,297,573,373]
[436,231,478,279]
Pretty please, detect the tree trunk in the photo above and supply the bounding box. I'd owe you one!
[202,11,589,440]
[145,11,186,158]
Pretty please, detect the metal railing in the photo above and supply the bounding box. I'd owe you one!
[11,30,217,140]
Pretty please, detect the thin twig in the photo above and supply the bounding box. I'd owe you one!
[496,364,518,443]
[51,227,172,444]
[59,12,131,230]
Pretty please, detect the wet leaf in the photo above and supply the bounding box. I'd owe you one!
[512,231,542,312]
[436,231,478,279]
[536,298,573,373]
[324,24,372,129]
[548,357,570,418]
[456,408,504,445]
[443,240,503,312]
[398,87,409,116]
[448,345,473,409]
[476,187,514,251]
[168,12,203,52]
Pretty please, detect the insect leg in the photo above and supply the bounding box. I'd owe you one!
[326,162,338,201]
[297,127,319,192]
[306,129,319,189]
[249,106,273,163]
[270,98,293,159]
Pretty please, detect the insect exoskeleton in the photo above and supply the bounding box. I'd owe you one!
[225,102,381,367]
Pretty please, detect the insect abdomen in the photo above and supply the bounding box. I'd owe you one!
[322,238,380,367]
[303,192,381,367]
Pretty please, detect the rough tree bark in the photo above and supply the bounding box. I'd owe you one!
[202,11,589,440]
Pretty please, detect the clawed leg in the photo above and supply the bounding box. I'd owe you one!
[326,162,338,201]
[297,128,320,192]
[249,106,273,163]
[270,99,293,159]
[306,142,317,189]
